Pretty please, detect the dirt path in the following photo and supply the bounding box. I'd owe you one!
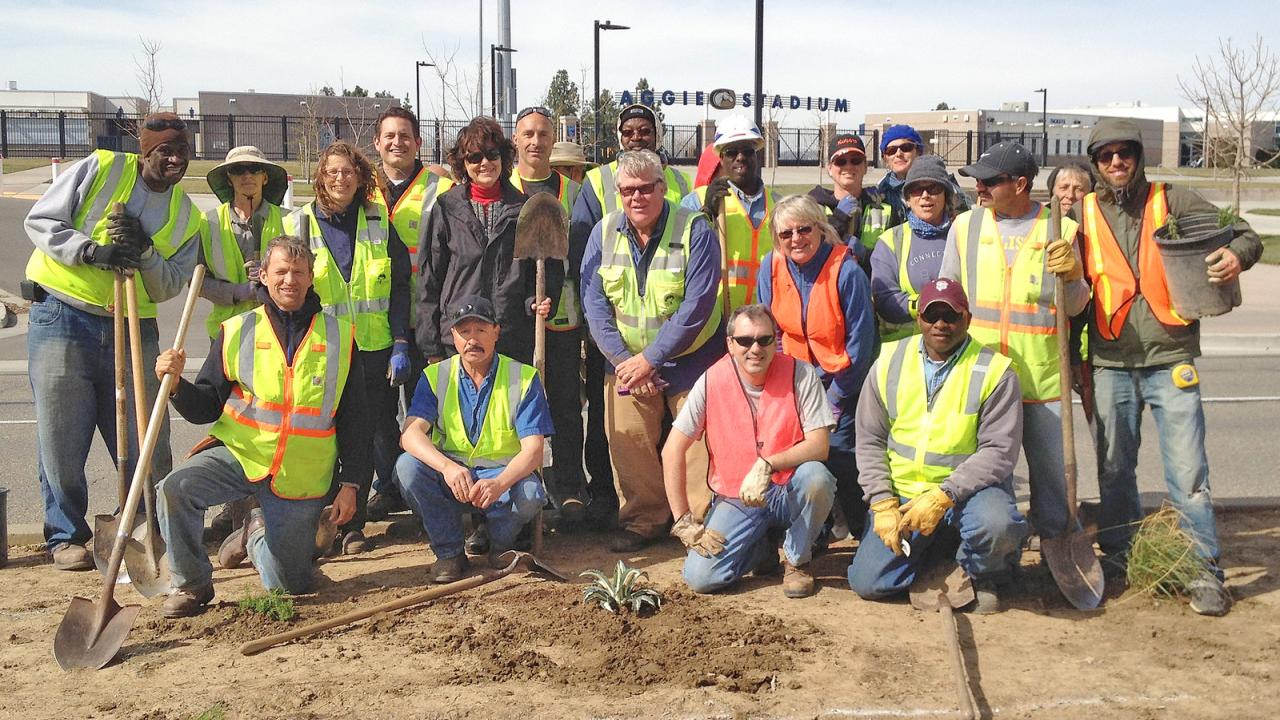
[2,509,1277,719]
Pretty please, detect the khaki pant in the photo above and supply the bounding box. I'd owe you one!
[604,374,712,537]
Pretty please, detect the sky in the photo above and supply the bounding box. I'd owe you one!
[1,0,1274,128]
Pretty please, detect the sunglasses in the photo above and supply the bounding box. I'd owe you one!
[920,306,962,324]
[143,117,186,132]
[720,145,756,159]
[620,126,654,139]
[977,174,1011,188]
[831,154,865,167]
[906,183,946,198]
[464,147,502,164]
[227,164,265,176]
[516,106,552,121]
[778,225,815,241]
[1094,146,1138,164]
[730,334,775,349]
[883,142,918,157]
[619,181,660,198]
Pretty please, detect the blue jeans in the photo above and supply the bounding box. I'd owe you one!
[394,453,546,560]
[827,399,867,537]
[157,445,327,594]
[683,461,836,594]
[1023,401,1073,539]
[1093,364,1220,574]
[847,481,1028,600]
[27,296,172,547]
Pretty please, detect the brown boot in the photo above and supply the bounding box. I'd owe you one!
[218,509,264,569]
[162,583,214,618]
[782,560,816,598]
[50,543,93,571]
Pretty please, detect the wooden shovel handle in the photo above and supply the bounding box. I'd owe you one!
[113,275,129,507]
[1050,201,1079,525]
[941,603,977,720]
[534,257,546,379]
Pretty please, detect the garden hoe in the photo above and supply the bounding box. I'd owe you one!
[54,265,205,670]
[92,274,136,579]
[1040,201,1106,610]
[239,550,569,656]
[909,562,978,720]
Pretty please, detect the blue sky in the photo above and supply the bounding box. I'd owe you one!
[1,0,1273,126]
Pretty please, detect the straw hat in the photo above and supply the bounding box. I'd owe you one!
[549,141,594,168]
[206,146,288,205]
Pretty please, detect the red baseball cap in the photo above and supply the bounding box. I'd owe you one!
[917,278,969,314]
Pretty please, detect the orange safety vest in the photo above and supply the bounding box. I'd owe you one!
[703,353,805,498]
[769,245,852,373]
[1080,183,1190,340]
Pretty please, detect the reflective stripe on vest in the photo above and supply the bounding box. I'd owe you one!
[876,338,1012,499]
[511,171,584,331]
[202,202,285,338]
[597,204,723,357]
[590,161,690,214]
[24,149,202,317]
[425,354,537,468]
[770,245,852,373]
[695,183,776,313]
[210,307,355,499]
[704,353,804,498]
[1080,183,1189,341]
[859,202,892,251]
[878,224,921,343]
[284,202,394,351]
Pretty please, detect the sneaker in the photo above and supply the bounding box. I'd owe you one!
[609,529,654,553]
[1188,575,1232,617]
[969,579,1001,615]
[465,523,490,555]
[162,583,215,619]
[341,530,375,555]
[218,509,264,570]
[431,554,469,584]
[781,561,816,598]
[50,543,93,571]
[367,491,408,521]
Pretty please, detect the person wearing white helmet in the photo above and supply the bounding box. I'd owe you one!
[681,115,779,314]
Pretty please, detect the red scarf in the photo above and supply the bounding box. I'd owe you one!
[469,181,501,204]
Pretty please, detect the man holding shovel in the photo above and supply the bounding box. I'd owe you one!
[153,234,370,617]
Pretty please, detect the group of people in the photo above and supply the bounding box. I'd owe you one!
[23,104,1260,620]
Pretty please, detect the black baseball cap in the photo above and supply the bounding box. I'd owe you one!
[828,133,866,162]
[447,295,498,328]
[959,141,1038,182]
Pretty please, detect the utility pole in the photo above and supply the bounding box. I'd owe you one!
[491,45,516,117]
[415,61,433,153]
[753,0,764,131]
[593,19,630,162]
[1034,87,1048,165]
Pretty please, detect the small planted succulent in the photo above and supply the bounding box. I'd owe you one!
[580,560,663,615]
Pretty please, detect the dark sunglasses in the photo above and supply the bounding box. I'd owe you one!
[620,126,654,139]
[920,306,962,324]
[143,117,186,132]
[883,142,918,157]
[1094,146,1138,164]
[464,147,502,164]
[516,106,552,121]
[977,174,1011,187]
[720,145,756,159]
[832,154,864,167]
[778,225,815,241]
[618,181,659,198]
[226,163,264,176]
[730,334,775,349]
[906,183,947,197]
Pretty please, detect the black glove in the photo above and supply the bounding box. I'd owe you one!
[700,177,731,219]
[105,211,152,253]
[83,242,142,271]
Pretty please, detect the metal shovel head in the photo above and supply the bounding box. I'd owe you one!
[514,192,569,261]
[909,561,975,612]
[53,595,141,670]
[1042,531,1105,610]
[122,531,171,599]
[495,550,571,582]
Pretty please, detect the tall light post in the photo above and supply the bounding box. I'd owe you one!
[1034,87,1047,165]
[593,19,629,162]
[491,45,516,118]
[415,60,434,160]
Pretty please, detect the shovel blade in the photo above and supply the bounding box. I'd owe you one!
[122,534,171,599]
[514,192,569,261]
[91,513,120,576]
[1042,531,1105,610]
[53,596,141,671]
[494,550,572,582]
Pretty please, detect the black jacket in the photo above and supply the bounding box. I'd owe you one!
[416,180,564,363]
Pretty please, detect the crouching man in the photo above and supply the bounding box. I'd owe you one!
[395,296,552,583]
[156,235,370,617]
[662,304,837,599]
[847,279,1027,613]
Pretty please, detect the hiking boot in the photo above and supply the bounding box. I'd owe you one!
[204,503,237,543]
[559,496,587,524]
[313,505,339,561]
[750,537,782,577]
[218,509,264,570]
[465,523,490,555]
[1188,575,1232,617]
[341,530,374,555]
[781,561,816,598]
[431,554,469,584]
[609,529,655,554]
[366,491,408,522]
[969,579,1002,615]
[50,543,93,571]
[162,583,215,619]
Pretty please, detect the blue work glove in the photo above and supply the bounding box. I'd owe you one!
[387,340,413,387]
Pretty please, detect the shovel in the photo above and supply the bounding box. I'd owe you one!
[238,550,570,656]
[909,562,979,720]
[53,265,206,671]
[92,274,137,578]
[1040,202,1106,610]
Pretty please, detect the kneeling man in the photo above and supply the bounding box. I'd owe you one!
[663,304,837,598]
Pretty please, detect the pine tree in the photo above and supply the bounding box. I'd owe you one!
[542,69,579,119]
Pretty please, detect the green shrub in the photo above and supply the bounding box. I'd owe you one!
[1126,504,1213,599]
[236,588,296,622]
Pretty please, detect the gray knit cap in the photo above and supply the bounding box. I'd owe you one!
[902,155,953,198]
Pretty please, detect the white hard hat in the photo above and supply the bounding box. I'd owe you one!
[713,115,765,151]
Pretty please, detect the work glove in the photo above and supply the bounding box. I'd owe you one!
[700,177,731,219]
[870,497,905,557]
[738,457,773,507]
[671,511,726,558]
[83,242,141,271]
[897,488,954,537]
[387,340,413,388]
[1046,238,1083,282]
[105,210,153,253]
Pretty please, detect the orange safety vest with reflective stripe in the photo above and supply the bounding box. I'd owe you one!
[695,183,777,313]
[704,353,805,498]
[769,245,852,373]
[210,307,356,499]
[1080,183,1190,340]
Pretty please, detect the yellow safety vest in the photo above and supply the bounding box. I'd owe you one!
[510,170,583,331]
[693,183,777,313]
[210,306,355,499]
[284,202,394,352]
[858,200,893,251]
[200,202,285,338]
[25,149,203,318]
[374,168,452,328]
[586,161,690,214]
[425,354,538,468]
[597,203,722,357]
[952,206,1078,402]
[878,223,921,343]
[876,338,1013,499]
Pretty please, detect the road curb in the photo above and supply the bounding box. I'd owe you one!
[1200,333,1280,356]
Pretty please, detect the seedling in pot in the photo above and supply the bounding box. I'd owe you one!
[580,561,663,615]
[1217,206,1241,228]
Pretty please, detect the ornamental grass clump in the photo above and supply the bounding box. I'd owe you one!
[1126,504,1213,599]
[236,587,297,622]
[581,560,663,615]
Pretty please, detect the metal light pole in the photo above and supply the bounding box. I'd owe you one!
[753,0,764,131]
[415,61,434,159]
[491,45,516,117]
[1034,88,1047,165]
[593,19,630,163]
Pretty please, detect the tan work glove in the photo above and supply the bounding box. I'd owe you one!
[738,457,774,507]
[1046,238,1083,282]
[898,488,954,537]
[870,497,906,556]
[671,512,726,558]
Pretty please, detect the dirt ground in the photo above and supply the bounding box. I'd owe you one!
[2,508,1277,720]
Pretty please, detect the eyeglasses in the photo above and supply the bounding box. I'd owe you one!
[143,117,186,132]
[920,306,962,324]
[618,181,659,198]
[976,175,1010,188]
[906,183,946,198]
[516,106,552,122]
[464,147,502,164]
[831,154,864,167]
[883,142,919,157]
[777,225,815,241]
[323,167,358,178]
[720,145,755,159]
[1094,146,1138,164]
[730,334,775,349]
[227,164,264,176]
[620,126,654,139]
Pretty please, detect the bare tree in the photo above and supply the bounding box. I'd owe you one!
[1179,34,1280,212]
[134,37,164,113]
